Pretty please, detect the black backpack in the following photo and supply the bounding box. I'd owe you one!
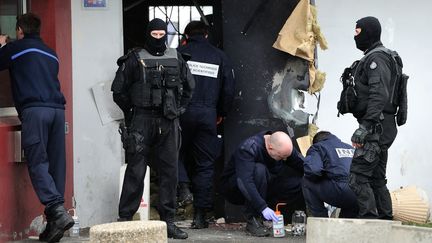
[337,47,408,126]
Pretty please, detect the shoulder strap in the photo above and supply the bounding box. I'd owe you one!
[363,47,405,106]
[358,46,401,78]
[136,48,178,61]
[359,46,388,65]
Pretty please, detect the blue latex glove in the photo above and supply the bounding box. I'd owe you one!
[261,207,279,222]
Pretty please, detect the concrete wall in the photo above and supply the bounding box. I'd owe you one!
[316,0,432,208]
[307,218,432,243]
[71,1,124,226]
[390,225,432,243]
[306,218,401,243]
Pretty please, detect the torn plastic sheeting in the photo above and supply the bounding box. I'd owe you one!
[272,0,328,94]
[273,0,327,61]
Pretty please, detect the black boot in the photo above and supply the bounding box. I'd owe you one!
[43,205,75,243]
[177,183,193,207]
[245,216,270,237]
[117,217,133,222]
[39,222,57,242]
[167,221,188,239]
[191,207,209,229]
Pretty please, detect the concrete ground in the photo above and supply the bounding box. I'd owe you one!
[10,220,306,243]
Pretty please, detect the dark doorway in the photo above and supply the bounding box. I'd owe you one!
[122,0,222,53]
[121,0,227,220]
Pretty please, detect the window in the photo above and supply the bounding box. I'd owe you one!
[0,0,26,117]
[149,6,213,48]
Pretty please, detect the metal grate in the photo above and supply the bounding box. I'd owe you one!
[149,5,213,48]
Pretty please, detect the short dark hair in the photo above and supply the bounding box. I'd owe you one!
[312,131,331,144]
[184,21,209,37]
[16,13,41,35]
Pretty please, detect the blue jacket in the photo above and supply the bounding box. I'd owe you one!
[304,134,354,182]
[0,34,65,116]
[177,36,235,116]
[221,131,304,212]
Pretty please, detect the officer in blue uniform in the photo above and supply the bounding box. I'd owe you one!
[303,131,358,218]
[220,131,305,237]
[0,13,73,242]
[111,18,194,239]
[176,21,235,228]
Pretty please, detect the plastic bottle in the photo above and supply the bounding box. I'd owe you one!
[68,208,80,237]
[291,210,306,236]
[273,203,286,238]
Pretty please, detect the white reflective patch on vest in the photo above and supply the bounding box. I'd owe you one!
[187,61,219,78]
[370,61,377,69]
[335,148,354,158]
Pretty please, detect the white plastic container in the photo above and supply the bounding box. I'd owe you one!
[273,214,285,237]
[68,209,80,237]
[273,203,286,237]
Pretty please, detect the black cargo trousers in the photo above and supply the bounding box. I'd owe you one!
[119,109,181,222]
[349,114,397,219]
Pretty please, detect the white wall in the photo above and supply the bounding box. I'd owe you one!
[316,0,432,203]
[71,1,123,226]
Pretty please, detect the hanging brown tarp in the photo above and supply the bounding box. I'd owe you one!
[273,0,328,94]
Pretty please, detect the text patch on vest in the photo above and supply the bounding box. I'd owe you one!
[187,61,219,78]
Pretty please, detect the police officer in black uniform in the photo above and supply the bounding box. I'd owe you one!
[111,18,194,239]
[303,131,358,218]
[346,16,400,219]
[176,21,235,228]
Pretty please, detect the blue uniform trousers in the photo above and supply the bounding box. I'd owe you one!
[21,107,66,211]
[303,178,358,218]
[178,106,221,209]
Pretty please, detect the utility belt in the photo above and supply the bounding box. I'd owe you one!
[133,107,163,116]
[130,82,182,120]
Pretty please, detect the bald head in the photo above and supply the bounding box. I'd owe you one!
[267,131,293,160]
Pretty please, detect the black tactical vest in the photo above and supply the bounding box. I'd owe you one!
[352,47,399,117]
[130,48,183,119]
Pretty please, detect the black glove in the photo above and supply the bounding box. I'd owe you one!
[351,125,368,145]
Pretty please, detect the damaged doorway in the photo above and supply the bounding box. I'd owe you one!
[121,0,226,221]
[121,0,320,223]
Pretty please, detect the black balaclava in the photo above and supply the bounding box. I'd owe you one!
[145,18,167,56]
[354,16,381,52]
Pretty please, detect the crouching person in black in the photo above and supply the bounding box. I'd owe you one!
[111,18,195,239]
[220,131,305,237]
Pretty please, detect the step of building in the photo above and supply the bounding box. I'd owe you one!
[306,217,432,243]
[390,225,432,243]
[307,217,401,243]
[89,220,166,243]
